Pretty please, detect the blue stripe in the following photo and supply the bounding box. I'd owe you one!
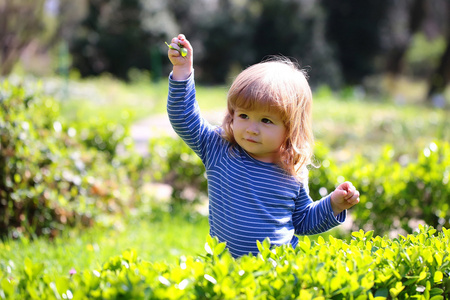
[167,72,346,257]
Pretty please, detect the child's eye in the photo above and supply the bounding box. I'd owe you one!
[238,114,248,119]
[261,118,273,124]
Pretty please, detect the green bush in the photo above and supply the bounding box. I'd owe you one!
[341,141,450,235]
[1,226,448,299]
[74,116,130,159]
[0,81,134,238]
[146,136,207,210]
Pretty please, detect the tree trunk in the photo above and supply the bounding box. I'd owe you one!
[427,34,450,100]
[385,0,427,75]
[0,1,45,76]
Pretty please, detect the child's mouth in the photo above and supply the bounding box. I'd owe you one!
[245,138,258,143]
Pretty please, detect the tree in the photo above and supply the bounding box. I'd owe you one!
[322,0,390,85]
[70,0,150,79]
[193,0,341,87]
[427,2,450,100]
[248,0,341,88]
[375,0,449,101]
[0,0,46,76]
[384,0,428,75]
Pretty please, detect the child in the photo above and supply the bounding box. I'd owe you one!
[167,34,360,258]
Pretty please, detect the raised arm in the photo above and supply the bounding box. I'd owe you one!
[166,34,218,165]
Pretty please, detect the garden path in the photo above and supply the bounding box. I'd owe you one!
[130,109,225,155]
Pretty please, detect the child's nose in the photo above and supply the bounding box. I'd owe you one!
[246,123,259,134]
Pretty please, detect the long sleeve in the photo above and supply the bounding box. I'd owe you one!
[292,187,346,235]
[167,71,218,165]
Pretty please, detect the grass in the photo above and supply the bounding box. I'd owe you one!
[0,212,209,278]
[56,76,228,124]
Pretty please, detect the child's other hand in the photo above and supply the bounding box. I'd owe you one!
[168,34,193,80]
[330,181,360,216]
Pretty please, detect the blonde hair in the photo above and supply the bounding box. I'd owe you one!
[222,56,314,181]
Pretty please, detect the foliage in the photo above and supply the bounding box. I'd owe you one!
[146,136,207,210]
[3,0,450,97]
[73,116,130,159]
[1,226,449,299]
[0,80,134,238]
[195,0,342,87]
[310,141,450,236]
[406,33,448,77]
[343,142,450,235]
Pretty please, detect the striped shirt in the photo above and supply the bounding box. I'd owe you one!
[167,72,346,257]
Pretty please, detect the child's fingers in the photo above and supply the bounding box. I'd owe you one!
[344,189,354,200]
[348,197,360,206]
[171,36,180,44]
[169,39,181,51]
[341,182,355,200]
[168,47,181,59]
[346,191,360,205]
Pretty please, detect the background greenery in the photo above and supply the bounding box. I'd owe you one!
[2,0,450,102]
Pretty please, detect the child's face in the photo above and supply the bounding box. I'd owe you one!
[232,107,287,163]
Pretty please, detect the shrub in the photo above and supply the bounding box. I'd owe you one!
[1,226,448,299]
[74,116,130,159]
[0,81,134,238]
[340,141,450,235]
[146,136,207,210]
[308,140,450,236]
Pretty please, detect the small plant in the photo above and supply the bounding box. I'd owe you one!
[165,42,188,57]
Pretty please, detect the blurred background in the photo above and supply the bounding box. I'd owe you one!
[1,0,450,103]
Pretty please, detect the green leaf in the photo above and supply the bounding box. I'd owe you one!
[374,288,389,298]
[24,257,33,279]
[262,238,271,250]
[214,242,226,256]
[256,240,263,253]
[1,278,14,296]
[352,230,364,240]
[433,271,443,283]
[430,288,443,296]
[389,281,404,298]
[317,236,326,245]
[122,249,137,263]
[24,257,44,280]
[364,230,374,241]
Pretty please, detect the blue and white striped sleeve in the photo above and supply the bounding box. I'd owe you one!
[167,71,217,163]
[292,186,346,235]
